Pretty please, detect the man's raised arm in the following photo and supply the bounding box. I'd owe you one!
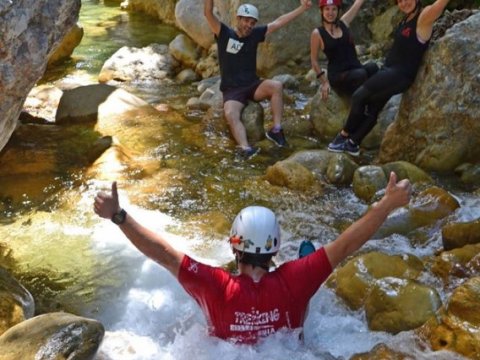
[204,0,221,36]
[94,182,185,277]
[266,0,312,35]
[324,172,412,268]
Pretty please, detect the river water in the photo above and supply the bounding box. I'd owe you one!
[1,1,477,359]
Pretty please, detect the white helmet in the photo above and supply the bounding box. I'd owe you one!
[229,206,280,255]
[236,4,259,20]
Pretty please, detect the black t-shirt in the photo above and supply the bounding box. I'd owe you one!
[216,23,267,91]
[318,21,362,80]
[385,13,430,80]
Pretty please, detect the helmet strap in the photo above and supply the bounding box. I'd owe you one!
[235,250,272,272]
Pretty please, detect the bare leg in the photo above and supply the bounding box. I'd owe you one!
[253,79,283,127]
[224,100,249,149]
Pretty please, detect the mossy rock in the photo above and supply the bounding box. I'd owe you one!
[410,186,460,228]
[365,277,441,334]
[442,218,480,250]
[329,251,424,310]
[265,160,317,191]
[417,277,480,359]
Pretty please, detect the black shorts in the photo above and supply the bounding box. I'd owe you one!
[222,79,264,105]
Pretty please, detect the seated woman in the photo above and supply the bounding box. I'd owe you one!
[327,0,451,156]
[310,0,378,102]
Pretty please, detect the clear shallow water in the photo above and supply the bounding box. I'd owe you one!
[1,1,477,359]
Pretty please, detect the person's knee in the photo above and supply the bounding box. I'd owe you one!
[224,106,241,124]
[351,85,371,104]
[365,62,379,77]
[270,80,283,95]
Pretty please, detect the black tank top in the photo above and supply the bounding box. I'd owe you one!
[385,12,430,80]
[319,21,362,78]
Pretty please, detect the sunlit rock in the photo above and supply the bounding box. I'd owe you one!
[326,153,358,185]
[47,23,84,67]
[265,160,317,191]
[98,44,179,84]
[430,244,480,286]
[353,165,388,202]
[126,0,177,26]
[168,34,200,69]
[175,0,215,49]
[365,277,441,334]
[56,84,151,125]
[0,312,104,360]
[329,251,424,310]
[417,277,480,359]
[23,85,64,123]
[350,343,411,360]
[0,268,34,336]
[381,161,433,184]
[286,150,332,178]
[0,0,81,152]
[379,12,480,171]
[409,187,460,228]
[442,219,480,250]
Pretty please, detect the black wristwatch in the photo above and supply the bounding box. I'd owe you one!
[111,209,127,225]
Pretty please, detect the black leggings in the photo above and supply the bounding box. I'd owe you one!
[344,67,413,144]
[330,62,379,99]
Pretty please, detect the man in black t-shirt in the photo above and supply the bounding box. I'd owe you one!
[204,0,312,159]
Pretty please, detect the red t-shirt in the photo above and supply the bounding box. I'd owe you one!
[178,247,332,344]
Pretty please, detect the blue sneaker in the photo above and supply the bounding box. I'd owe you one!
[266,129,287,147]
[298,240,316,258]
[327,133,348,153]
[237,146,260,160]
[344,139,360,156]
[328,135,360,157]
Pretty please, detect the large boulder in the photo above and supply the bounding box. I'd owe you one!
[0,0,81,152]
[98,44,180,84]
[365,277,441,334]
[378,12,480,172]
[175,0,215,50]
[126,0,177,26]
[417,276,480,359]
[329,252,424,310]
[442,219,480,250]
[47,23,84,67]
[265,160,316,191]
[0,312,104,360]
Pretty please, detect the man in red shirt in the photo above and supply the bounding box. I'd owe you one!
[94,172,411,344]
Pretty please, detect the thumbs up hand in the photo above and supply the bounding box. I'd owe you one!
[94,181,121,219]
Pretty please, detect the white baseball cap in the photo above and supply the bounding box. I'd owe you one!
[236,4,259,20]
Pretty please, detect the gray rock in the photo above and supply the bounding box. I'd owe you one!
[0,0,81,152]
